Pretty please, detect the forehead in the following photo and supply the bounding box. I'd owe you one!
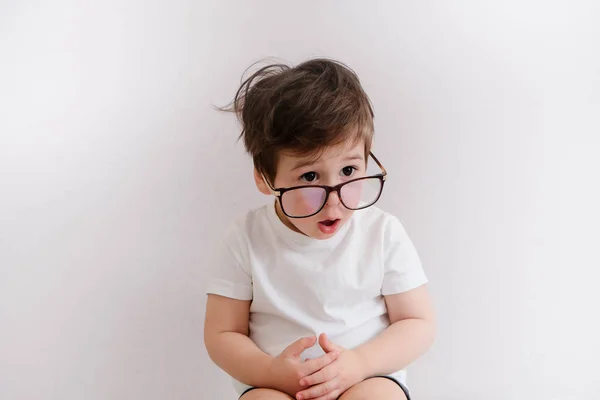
[277,141,365,171]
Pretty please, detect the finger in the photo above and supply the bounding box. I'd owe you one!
[296,378,339,400]
[318,333,343,353]
[302,350,339,375]
[300,363,337,387]
[283,336,317,358]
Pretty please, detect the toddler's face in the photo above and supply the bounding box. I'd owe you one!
[271,140,367,240]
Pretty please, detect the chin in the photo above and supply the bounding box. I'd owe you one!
[316,232,337,240]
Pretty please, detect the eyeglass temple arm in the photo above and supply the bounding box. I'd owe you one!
[370,152,387,179]
[261,173,281,196]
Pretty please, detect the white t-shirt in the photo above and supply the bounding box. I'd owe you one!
[206,202,427,395]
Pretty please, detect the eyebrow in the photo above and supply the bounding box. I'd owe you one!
[290,153,365,171]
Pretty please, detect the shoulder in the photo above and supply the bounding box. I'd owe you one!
[222,204,271,246]
[349,207,414,253]
[351,206,404,237]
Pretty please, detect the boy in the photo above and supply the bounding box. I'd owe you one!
[204,59,435,400]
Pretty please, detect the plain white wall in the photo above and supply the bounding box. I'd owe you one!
[1,1,599,399]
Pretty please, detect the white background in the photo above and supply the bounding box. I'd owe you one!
[1,1,599,399]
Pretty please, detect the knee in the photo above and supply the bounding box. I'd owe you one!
[339,378,407,400]
[239,388,294,400]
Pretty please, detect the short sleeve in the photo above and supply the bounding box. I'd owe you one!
[205,227,253,301]
[381,216,428,296]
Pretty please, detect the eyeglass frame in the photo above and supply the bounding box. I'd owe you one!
[262,152,388,219]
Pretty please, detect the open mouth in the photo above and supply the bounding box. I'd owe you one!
[317,218,341,234]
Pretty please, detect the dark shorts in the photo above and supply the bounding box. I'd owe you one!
[239,375,411,399]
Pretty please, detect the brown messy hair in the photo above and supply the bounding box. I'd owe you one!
[221,58,375,184]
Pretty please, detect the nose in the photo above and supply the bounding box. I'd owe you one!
[325,190,341,206]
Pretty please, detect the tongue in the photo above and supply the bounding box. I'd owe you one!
[321,220,336,226]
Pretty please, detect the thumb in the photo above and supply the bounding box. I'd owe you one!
[282,336,317,358]
[319,333,343,353]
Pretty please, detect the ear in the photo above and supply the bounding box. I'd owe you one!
[253,169,272,196]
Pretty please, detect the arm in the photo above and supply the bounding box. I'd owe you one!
[354,284,435,376]
[204,294,272,388]
[204,294,339,395]
[206,227,340,395]
[297,285,435,400]
[297,217,434,399]
[355,216,435,376]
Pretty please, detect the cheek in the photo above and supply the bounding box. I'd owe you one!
[291,217,316,232]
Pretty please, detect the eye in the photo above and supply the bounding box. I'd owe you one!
[341,166,356,177]
[301,171,318,182]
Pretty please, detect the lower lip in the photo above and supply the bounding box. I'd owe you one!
[318,219,341,234]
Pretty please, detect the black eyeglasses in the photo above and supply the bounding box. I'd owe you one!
[263,152,387,218]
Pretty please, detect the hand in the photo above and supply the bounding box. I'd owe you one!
[296,334,367,400]
[268,336,340,397]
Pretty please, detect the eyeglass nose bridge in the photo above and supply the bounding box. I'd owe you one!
[320,182,345,206]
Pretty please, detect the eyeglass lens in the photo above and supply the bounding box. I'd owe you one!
[280,177,382,217]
